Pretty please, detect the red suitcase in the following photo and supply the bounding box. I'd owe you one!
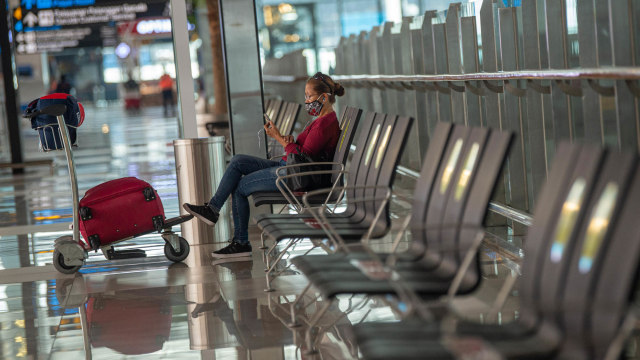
[78,177,165,250]
[86,295,171,355]
[124,97,141,109]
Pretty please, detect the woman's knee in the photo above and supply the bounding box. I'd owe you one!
[228,154,243,167]
[228,154,255,169]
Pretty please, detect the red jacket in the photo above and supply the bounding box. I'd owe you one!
[284,111,340,160]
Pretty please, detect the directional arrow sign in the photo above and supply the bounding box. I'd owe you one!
[23,12,37,27]
[21,0,36,10]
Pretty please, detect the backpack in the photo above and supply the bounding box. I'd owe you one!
[25,93,85,151]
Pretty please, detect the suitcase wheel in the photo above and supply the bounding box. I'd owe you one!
[164,237,190,262]
[53,249,82,274]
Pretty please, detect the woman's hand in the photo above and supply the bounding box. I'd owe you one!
[283,135,294,144]
[264,121,282,139]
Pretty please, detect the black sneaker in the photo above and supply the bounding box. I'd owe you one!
[183,203,219,226]
[211,240,252,259]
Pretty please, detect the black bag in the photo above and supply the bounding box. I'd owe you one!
[285,146,331,192]
[26,93,85,151]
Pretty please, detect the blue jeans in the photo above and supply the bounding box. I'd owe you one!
[208,154,285,244]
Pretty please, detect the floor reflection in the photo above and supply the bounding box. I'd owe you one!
[48,247,360,359]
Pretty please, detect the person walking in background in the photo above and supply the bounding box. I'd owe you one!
[159,72,175,116]
[51,74,72,94]
[123,72,141,112]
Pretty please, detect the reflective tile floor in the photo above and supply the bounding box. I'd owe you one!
[0,104,518,359]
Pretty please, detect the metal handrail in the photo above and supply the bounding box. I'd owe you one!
[262,67,640,84]
[333,68,640,82]
[348,145,534,226]
[262,75,307,83]
[487,202,533,227]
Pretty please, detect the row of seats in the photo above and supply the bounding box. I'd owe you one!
[252,105,640,359]
[263,99,302,158]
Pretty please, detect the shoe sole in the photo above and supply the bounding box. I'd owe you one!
[183,203,216,226]
[211,251,252,259]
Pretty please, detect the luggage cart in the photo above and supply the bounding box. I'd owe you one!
[25,102,194,274]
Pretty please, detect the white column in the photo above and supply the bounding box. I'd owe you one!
[170,0,198,138]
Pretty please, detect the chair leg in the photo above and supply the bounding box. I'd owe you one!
[265,238,299,292]
[304,300,332,355]
[259,231,268,250]
[264,238,279,272]
[288,282,312,328]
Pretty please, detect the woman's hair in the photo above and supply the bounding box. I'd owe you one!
[307,72,345,103]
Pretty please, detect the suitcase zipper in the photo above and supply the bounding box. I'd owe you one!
[81,187,159,206]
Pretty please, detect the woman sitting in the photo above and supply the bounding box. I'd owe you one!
[183,72,345,258]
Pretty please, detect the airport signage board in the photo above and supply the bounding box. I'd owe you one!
[12,0,168,54]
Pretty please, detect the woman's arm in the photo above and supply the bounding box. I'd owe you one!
[274,134,291,148]
[265,121,294,147]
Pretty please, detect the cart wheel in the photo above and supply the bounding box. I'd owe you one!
[53,249,82,274]
[164,237,190,262]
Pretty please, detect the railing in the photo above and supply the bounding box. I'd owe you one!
[266,67,640,83]
[264,0,640,234]
[331,0,640,233]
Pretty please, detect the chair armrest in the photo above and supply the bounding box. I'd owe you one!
[275,168,348,212]
[302,185,392,252]
[275,161,343,176]
[302,184,392,199]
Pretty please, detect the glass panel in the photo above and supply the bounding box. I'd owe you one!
[364,123,381,166]
[550,178,587,263]
[440,138,464,194]
[455,142,480,200]
[0,65,8,162]
[374,124,392,168]
[578,182,619,273]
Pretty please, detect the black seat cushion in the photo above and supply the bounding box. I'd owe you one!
[252,190,342,207]
[357,320,560,360]
[353,315,539,345]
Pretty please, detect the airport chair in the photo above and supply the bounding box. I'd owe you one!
[267,102,302,157]
[264,98,273,115]
[354,145,640,360]
[266,99,283,126]
[288,125,512,352]
[350,142,585,345]
[292,125,513,290]
[258,113,412,236]
[260,114,413,290]
[279,102,301,139]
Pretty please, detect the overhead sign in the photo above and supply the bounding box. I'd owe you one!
[116,18,196,39]
[12,0,168,54]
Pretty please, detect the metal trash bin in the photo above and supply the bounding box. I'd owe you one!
[174,137,230,245]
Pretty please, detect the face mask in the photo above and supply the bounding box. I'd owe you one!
[304,94,325,116]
